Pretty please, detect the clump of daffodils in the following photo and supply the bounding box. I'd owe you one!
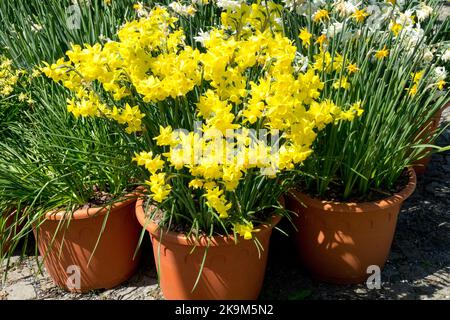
[290,0,448,75]
[0,56,23,97]
[43,5,362,239]
[278,0,449,199]
[0,56,34,107]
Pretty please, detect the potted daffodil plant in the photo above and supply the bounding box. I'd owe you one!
[280,0,450,283]
[42,5,363,299]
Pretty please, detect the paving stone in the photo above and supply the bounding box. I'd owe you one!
[3,268,32,283]
[5,282,36,300]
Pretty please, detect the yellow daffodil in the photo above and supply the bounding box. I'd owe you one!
[352,9,369,23]
[234,222,258,240]
[299,28,312,48]
[313,9,330,23]
[347,63,359,74]
[437,80,446,90]
[390,22,402,36]
[375,46,389,60]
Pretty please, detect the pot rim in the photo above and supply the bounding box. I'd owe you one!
[135,197,282,247]
[45,192,138,221]
[289,167,417,213]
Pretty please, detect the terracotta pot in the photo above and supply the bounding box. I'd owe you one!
[287,167,417,284]
[35,196,141,292]
[135,198,281,300]
[1,209,25,257]
[1,211,14,257]
[413,101,449,175]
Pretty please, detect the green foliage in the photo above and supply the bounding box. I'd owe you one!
[0,0,136,68]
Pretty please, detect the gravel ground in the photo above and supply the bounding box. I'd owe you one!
[0,107,448,301]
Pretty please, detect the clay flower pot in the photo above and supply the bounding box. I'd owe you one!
[135,197,281,300]
[1,209,25,257]
[35,196,142,292]
[413,101,449,175]
[1,211,14,257]
[287,167,417,284]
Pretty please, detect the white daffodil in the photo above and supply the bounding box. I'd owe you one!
[442,48,450,62]
[433,66,448,82]
[282,0,325,15]
[333,0,358,17]
[194,30,211,47]
[294,52,309,73]
[416,3,433,22]
[216,0,246,11]
[423,48,434,63]
[323,22,344,39]
[169,2,196,17]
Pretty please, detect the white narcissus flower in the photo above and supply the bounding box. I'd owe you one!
[274,17,283,27]
[433,66,448,82]
[416,3,433,22]
[423,48,434,63]
[333,0,358,17]
[216,0,246,11]
[31,23,43,32]
[169,2,196,17]
[396,9,415,27]
[402,26,425,49]
[323,22,343,38]
[133,2,148,17]
[194,30,211,47]
[294,52,309,73]
[366,4,393,30]
[282,0,325,15]
[442,48,450,62]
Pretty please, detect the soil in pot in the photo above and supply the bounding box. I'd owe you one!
[287,167,417,284]
[35,194,142,293]
[135,198,281,300]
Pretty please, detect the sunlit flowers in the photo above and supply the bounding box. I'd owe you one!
[375,46,389,60]
[313,9,330,23]
[347,63,359,74]
[299,28,312,48]
[42,4,364,240]
[352,9,369,23]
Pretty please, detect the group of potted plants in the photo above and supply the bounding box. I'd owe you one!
[0,0,449,300]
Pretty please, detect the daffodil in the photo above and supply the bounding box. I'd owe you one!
[375,46,389,60]
[233,222,258,240]
[347,63,359,74]
[299,28,312,48]
[352,9,369,23]
[313,9,330,23]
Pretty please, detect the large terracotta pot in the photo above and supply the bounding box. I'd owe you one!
[413,101,449,175]
[35,196,141,292]
[287,168,417,284]
[135,198,280,300]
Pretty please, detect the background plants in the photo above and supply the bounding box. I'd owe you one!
[0,0,136,68]
[0,0,145,264]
